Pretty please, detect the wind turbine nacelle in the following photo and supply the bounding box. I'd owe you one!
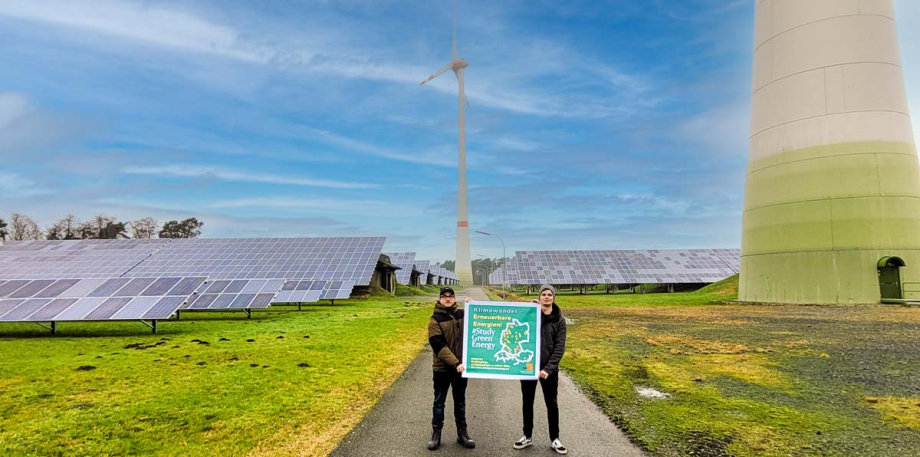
[454,59,469,70]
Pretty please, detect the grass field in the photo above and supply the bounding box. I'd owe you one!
[0,296,434,457]
[495,279,920,456]
[394,283,438,297]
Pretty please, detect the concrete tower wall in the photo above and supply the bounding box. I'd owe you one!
[740,0,920,303]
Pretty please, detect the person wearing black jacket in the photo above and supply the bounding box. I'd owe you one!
[426,286,476,451]
[513,284,568,455]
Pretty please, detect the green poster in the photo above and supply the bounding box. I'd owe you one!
[462,301,541,380]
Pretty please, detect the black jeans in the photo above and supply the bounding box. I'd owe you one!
[521,373,559,440]
[432,370,468,429]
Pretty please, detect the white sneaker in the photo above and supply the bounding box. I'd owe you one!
[513,436,533,449]
[551,438,568,455]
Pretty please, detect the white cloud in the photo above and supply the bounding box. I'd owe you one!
[675,102,750,156]
[0,92,88,157]
[0,172,51,197]
[209,197,382,211]
[122,164,377,190]
[302,127,456,167]
[494,136,543,152]
[0,92,31,127]
[0,0,268,63]
[0,1,656,120]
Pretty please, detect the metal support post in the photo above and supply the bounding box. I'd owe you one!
[140,320,158,333]
[34,322,54,333]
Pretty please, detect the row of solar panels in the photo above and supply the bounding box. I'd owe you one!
[383,252,458,286]
[0,276,363,324]
[0,238,387,330]
[486,249,741,286]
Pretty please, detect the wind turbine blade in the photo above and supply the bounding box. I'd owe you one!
[419,61,454,85]
[452,0,458,61]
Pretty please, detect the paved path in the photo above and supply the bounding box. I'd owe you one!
[331,287,645,457]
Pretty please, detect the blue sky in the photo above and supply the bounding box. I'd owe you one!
[1,0,919,262]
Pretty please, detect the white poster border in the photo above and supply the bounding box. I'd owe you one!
[462,300,541,380]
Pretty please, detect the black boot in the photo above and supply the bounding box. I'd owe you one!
[457,423,476,449]
[427,427,442,451]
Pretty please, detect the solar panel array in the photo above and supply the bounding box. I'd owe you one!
[0,277,206,322]
[125,237,384,282]
[0,237,388,330]
[181,279,285,310]
[413,260,431,285]
[274,279,355,302]
[0,239,169,279]
[488,259,517,286]
[430,264,458,285]
[511,249,741,285]
[383,252,417,285]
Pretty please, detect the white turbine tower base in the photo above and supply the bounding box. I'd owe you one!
[420,0,473,285]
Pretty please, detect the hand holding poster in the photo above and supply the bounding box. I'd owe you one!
[462,301,541,380]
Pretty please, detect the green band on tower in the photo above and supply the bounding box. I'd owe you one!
[740,0,920,303]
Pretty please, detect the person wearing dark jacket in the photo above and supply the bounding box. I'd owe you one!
[513,284,568,455]
[426,286,475,450]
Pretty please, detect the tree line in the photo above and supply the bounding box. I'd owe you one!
[0,214,204,241]
[441,258,510,285]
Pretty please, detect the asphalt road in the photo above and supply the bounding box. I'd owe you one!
[330,287,645,457]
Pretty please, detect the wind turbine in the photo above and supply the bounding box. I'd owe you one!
[420,0,473,285]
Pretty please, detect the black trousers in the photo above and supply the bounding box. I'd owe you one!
[432,370,468,429]
[521,373,559,440]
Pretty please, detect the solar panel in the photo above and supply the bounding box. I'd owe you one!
[0,277,206,322]
[512,249,741,285]
[181,279,285,310]
[0,237,387,313]
[489,260,517,286]
[123,237,384,301]
[430,263,457,285]
[323,280,356,299]
[713,249,741,273]
[274,280,325,303]
[414,260,430,274]
[383,252,417,285]
[0,292,197,322]
[0,239,169,279]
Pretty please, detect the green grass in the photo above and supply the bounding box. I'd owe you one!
[0,296,434,457]
[498,274,740,308]
[555,276,920,457]
[395,283,436,297]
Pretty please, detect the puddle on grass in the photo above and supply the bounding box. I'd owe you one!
[636,386,671,399]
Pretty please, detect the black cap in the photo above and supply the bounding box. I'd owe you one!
[439,287,455,296]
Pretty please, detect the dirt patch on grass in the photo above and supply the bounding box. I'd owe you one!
[562,302,920,457]
[645,334,750,355]
[868,397,920,429]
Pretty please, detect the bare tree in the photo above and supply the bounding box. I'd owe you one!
[10,213,43,241]
[0,217,7,241]
[129,217,158,239]
[46,215,81,240]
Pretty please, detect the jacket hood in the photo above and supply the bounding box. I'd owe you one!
[434,301,461,315]
[542,303,562,321]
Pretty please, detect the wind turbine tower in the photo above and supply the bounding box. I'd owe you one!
[740,0,920,303]
[420,0,474,285]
